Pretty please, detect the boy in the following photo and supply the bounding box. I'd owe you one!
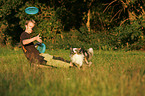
[20,19,70,68]
[20,19,47,65]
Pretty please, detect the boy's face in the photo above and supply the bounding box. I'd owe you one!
[25,22,35,34]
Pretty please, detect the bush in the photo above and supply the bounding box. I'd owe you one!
[110,20,145,50]
[45,26,112,50]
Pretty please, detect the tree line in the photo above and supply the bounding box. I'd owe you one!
[0,0,145,50]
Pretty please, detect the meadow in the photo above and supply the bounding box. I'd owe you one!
[0,46,145,96]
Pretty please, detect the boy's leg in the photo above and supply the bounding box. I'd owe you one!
[40,53,70,68]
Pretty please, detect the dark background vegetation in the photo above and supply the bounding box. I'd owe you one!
[0,0,145,50]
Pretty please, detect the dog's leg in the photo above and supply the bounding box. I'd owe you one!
[77,65,82,70]
[84,57,89,64]
[84,57,92,67]
[69,62,74,67]
[88,62,92,67]
[77,65,81,70]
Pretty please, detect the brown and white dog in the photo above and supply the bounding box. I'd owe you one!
[70,48,93,68]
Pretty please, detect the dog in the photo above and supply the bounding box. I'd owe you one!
[70,47,93,68]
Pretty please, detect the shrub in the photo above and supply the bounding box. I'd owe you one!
[110,20,145,50]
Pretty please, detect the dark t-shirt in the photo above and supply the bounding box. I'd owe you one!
[20,32,47,64]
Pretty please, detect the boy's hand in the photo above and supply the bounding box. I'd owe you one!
[36,34,42,43]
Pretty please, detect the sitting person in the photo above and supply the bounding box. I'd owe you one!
[20,19,47,65]
[20,19,70,68]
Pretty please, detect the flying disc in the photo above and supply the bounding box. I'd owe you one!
[35,43,46,53]
[25,7,39,14]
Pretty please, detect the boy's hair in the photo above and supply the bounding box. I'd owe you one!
[25,19,36,25]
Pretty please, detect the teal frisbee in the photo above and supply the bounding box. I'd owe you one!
[35,43,46,53]
[25,7,39,14]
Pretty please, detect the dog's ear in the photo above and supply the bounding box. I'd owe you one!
[78,48,81,50]
[70,47,72,50]
[85,52,88,56]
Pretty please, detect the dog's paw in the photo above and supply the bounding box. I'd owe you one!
[88,62,92,67]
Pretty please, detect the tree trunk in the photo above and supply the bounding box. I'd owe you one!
[86,9,91,32]
[120,0,137,23]
[86,0,94,32]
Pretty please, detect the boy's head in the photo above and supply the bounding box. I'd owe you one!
[25,19,35,34]
[25,19,36,25]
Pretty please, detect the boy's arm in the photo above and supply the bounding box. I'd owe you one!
[22,34,42,45]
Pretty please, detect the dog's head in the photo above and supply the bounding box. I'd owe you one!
[70,48,83,55]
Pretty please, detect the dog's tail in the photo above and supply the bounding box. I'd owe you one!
[88,48,93,60]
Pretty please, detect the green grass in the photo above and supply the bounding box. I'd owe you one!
[0,46,145,96]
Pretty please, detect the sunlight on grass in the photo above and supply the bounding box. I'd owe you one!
[0,47,145,96]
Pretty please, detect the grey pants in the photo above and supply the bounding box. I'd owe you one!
[40,53,70,68]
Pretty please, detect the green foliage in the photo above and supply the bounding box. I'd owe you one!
[55,1,87,30]
[0,0,23,45]
[0,0,23,18]
[15,2,63,48]
[35,8,63,43]
[0,0,145,51]
[110,20,145,50]
[0,21,7,45]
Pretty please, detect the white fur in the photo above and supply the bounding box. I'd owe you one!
[88,48,93,60]
[72,48,78,54]
[71,54,84,67]
[88,48,93,55]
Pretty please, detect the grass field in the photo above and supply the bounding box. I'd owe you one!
[0,46,145,96]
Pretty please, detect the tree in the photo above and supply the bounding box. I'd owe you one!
[0,0,23,45]
[85,0,94,32]
[103,0,145,26]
